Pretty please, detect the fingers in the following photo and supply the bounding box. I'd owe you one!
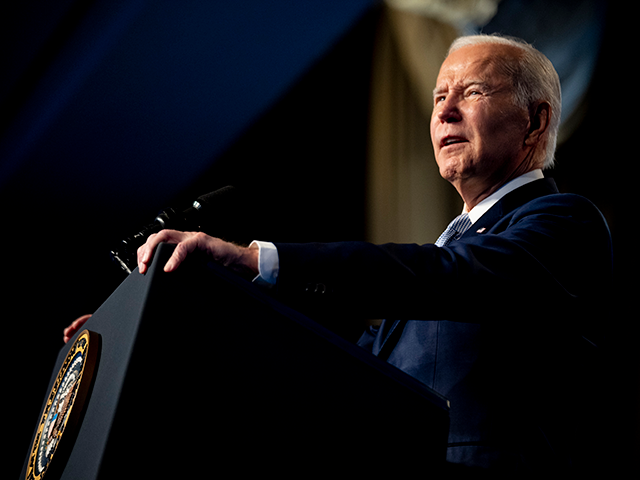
[137,232,160,274]
[137,230,186,274]
[137,230,201,274]
[162,232,213,272]
[163,236,196,272]
[63,314,92,343]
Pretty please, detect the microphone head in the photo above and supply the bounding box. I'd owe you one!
[195,186,237,208]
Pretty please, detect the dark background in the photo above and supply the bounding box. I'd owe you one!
[4,1,633,476]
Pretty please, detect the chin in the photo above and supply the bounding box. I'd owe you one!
[438,161,462,183]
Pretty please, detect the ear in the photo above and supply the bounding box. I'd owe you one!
[524,101,551,147]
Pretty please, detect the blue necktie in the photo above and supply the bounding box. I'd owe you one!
[435,213,472,247]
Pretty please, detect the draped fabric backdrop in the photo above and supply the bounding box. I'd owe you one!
[366,5,459,244]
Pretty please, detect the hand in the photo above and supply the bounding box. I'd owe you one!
[136,230,259,278]
[63,314,92,343]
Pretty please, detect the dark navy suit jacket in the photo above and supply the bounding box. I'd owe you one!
[273,178,613,473]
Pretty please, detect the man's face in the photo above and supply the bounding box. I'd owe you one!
[430,44,531,191]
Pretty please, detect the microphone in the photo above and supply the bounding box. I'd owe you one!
[110,186,237,274]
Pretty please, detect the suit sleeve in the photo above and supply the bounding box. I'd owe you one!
[273,194,612,323]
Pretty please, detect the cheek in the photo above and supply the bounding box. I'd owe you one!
[473,114,520,154]
[486,125,525,157]
[483,106,529,144]
[429,117,439,150]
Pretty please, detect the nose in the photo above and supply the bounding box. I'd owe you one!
[436,96,462,123]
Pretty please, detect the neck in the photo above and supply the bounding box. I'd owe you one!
[457,150,543,210]
[457,179,504,212]
[458,166,542,211]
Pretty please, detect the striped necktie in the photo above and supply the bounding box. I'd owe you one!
[435,212,472,247]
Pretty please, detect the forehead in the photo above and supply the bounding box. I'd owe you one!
[435,43,519,90]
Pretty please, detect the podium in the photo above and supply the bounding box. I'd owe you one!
[21,243,449,478]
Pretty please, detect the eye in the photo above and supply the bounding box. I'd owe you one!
[466,85,489,98]
[435,94,446,104]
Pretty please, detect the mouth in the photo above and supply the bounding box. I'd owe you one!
[440,136,468,148]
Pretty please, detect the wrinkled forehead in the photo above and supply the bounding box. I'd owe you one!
[436,44,521,90]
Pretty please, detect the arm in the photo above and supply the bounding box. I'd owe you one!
[274,194,612,321]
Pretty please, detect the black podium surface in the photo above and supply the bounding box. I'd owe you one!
[21,243,449,478]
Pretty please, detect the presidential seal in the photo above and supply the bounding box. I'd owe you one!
[26,329,99,480]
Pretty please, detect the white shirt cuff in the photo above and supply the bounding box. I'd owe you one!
[249,240,279,287]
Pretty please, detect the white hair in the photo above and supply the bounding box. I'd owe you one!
[448,34,562,169]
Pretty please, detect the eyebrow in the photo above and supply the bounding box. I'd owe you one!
[433,80,493,98]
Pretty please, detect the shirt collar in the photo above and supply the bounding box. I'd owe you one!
[465,169,544,224]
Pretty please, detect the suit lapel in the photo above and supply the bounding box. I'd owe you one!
[460,177,559,242]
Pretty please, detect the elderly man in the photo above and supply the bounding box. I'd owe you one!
[69,35,613,474]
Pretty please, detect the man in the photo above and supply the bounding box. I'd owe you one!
[67,35,613,474]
